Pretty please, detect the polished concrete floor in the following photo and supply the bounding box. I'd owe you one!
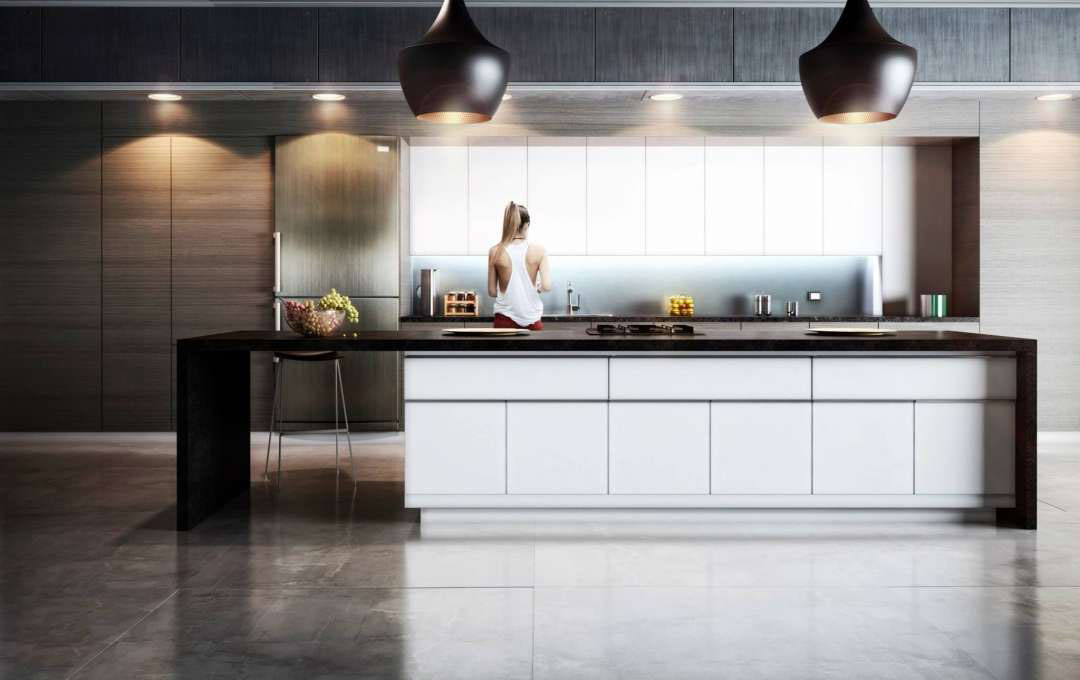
[3,432,1080,679]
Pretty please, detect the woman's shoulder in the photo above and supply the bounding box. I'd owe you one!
[527,242,546,257]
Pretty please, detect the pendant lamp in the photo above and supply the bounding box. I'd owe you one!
[398,0,509,124]
[799,0,917,124]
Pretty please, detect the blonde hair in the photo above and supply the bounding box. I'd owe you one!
[499,201,530,247]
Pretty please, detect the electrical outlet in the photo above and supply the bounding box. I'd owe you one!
[807,291,823,301]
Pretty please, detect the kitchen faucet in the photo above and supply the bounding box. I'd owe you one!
[566,282,581,316]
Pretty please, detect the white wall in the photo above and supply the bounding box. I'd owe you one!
[409,137,952,308]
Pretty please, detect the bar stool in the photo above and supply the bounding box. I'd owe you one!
[265,351,355,483]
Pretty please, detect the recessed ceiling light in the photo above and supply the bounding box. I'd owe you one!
[147,93,181,101]
[502,93,512,101]
[649,93,683,102]
[312,93,346,101]
[376,145,390,153]
[1036,93,1074,102]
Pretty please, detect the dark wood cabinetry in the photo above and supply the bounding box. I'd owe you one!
[171,136,275,428]
[1010,9,1080,82]
[43,8,180,82]
[472,8,596,82]
[102,137,172,431]
[0,104,102,431]
[877,9,1009,82]
[0,8,41,81]
[596,8,733,82]
[181,8,317,82]
[319,7,431,83]
[734,8,840,82]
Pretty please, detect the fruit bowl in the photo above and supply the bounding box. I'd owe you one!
[284,300,346,337]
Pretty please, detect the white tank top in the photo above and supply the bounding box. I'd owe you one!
[492,240,543,327]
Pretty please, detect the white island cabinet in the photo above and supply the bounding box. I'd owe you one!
[403,352,1017,518]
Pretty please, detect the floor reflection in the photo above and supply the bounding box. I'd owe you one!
[3,432,1079,679]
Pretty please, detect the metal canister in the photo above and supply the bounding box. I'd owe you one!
[786,300,799,317]
[920,293,948,318]
[754,294,772,317]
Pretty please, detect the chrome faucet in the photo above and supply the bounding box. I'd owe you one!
[566,282,581,316]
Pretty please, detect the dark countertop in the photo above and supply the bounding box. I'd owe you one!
[179,329,1031,353]
[400,315,980,324]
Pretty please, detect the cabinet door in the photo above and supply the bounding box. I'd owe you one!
[610,402,709,494]
[877,8,1009,82]
[181,8,317,82]
[586,138,645,255]
[0,8,42,81]
[409,139,468,255]
[823,143,882,255]
[705,137,764,255]
[405,401,506,495]
[813,402,914,494]
[915,402,1015,495]
[508,402,607,494]
[646,138,705,255]
[733,8,840,82]
[318,7,432,82]
[596,8,733,82]
[764,138,823,255]
[712,403,811,494]
[468,138,527,255]
[528,138,587,255]
[472,8,596,82]
[1010,9,1080,82]
[43,8,180,82]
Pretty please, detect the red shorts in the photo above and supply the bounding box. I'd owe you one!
[494,313,543,331]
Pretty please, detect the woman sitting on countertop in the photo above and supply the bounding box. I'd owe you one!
[488,201,551,330]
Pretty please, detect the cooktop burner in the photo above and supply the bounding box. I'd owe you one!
[587,323,700,336]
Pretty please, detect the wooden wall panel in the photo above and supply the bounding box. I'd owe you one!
[472,8,596,82]
[1010,9,1080,82]
[43,8,180,82]
[0,8,42,82]
[102,137,172,431]
[877,8,1009,82]
[181,8,317,82]
[595,8,733,82]
[171,136,274,428]
[734,8,839,83]
[951,138,980,318]
[981,100,1080,430]
[0,131,101,431]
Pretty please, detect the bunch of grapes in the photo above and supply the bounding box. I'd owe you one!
[318,288,359,323]
[284,299,345,336]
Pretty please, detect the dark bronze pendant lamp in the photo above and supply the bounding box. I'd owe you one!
[799,0,917,124]
[398,0,510,124]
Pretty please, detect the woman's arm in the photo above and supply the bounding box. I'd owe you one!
[537,250,552,292]
[487,247,499,298]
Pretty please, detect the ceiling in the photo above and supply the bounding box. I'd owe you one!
[4,0,1080,6]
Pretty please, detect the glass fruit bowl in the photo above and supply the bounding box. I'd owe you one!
[284,300,346,337]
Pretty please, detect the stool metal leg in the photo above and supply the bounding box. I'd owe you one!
[264,359,280,478]
[333,360,340,480]
[277,360,286,482]
[335,359,356,483]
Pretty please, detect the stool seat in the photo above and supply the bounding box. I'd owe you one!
[274,351,341,362]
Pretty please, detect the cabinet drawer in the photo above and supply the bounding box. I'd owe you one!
[812,357,1016,400]
[405,401,505,494]
[610,357,809,400]
[405,357,607,400]
[711,402,811,494]
[915,402,1015,495]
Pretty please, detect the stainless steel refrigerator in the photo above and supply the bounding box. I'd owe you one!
[273,133,401,431]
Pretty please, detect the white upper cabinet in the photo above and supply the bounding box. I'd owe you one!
[645,137,705,255]
[409,139,468,255]
[823,142,883,255]
[587,137,646,255]
[467,137,527,255]
[705,137,765,255]
[763,138,823,255]
[527,137,587,255]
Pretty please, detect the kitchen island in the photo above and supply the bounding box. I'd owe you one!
[176,330,1035,530]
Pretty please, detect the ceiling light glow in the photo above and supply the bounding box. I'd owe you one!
[147,93,182,101]
[649,93,683,102]
[1036,93,1074,102]
[313,93,346,101]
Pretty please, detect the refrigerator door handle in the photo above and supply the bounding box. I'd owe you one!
[273,232,281,294]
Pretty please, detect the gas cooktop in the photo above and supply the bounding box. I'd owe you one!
[585,323,701,336]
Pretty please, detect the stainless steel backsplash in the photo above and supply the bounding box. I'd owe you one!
[409,256,883,317]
